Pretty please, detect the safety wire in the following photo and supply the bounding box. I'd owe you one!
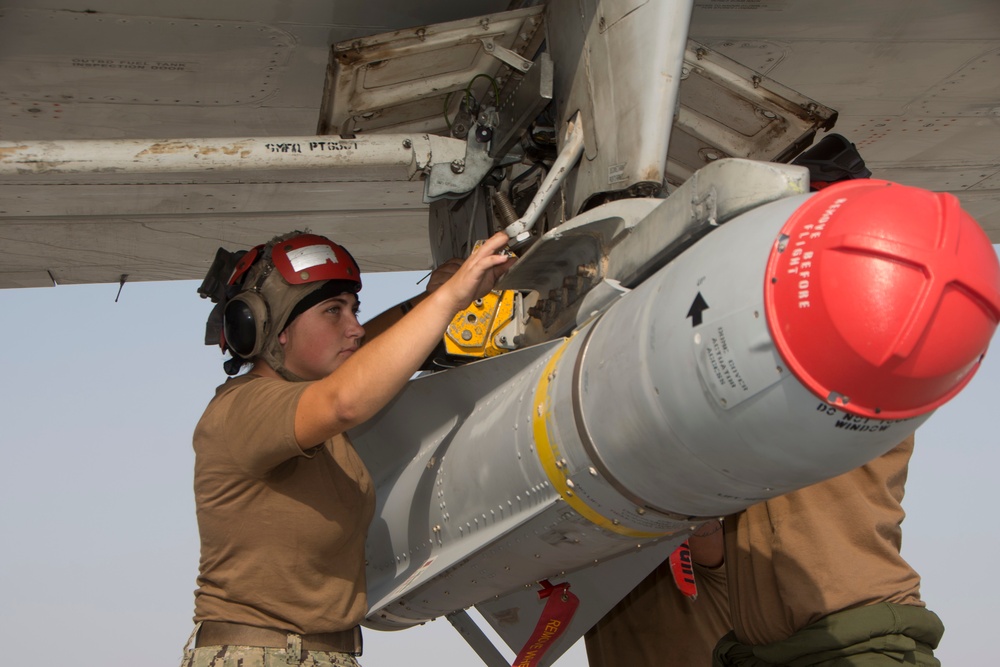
[466,73,501,107]
[423,71,501,284]
[442,73,501,131]
[442,89,474,132]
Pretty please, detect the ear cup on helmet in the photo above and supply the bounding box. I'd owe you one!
[223,292,269,359]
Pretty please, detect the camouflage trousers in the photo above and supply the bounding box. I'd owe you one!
[180,624,362,667]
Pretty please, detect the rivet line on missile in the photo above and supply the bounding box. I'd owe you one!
[532,338,668,539]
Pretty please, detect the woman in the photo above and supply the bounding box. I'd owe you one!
[181,230,514,667]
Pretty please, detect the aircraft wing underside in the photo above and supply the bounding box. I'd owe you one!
[1,0,998,290]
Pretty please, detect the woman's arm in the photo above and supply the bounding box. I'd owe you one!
[690,519,725,568]
[294,233,514,446]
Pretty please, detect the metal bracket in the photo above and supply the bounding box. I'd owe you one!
[490,51,554,158]
[480,37,533,72]
[446,610,509,667]
[503,112,586,243]
[424,131,496,201]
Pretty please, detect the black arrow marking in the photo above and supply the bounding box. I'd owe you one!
[687,292,709,327]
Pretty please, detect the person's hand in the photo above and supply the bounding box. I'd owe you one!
[436,232,516,311]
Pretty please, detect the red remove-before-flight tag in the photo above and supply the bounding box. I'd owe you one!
[669,540,698,600]
[512,580,580,667]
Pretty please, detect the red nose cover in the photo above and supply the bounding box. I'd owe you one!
[764,180,1000,419]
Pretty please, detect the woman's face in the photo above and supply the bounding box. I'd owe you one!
[278,293,364,381]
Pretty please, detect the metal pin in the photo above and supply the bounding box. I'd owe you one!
[115,274,128,302]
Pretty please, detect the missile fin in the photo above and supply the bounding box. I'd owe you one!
[475,539,679,667]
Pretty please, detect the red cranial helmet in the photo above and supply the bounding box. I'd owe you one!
[218,232,362,379]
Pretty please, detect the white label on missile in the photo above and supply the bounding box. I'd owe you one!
[813,403,915,432]
[693,303,784,410]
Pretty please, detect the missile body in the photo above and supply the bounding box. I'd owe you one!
[351,179,1000,631]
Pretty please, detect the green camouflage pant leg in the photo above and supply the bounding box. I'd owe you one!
[178,625,362,667]
[180,646,361,667]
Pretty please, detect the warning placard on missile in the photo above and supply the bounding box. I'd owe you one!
[694,303,784,410]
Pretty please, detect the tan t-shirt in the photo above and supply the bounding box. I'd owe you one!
[724,435,923,646]
[192,374,375,634]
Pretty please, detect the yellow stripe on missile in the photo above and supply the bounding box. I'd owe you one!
[533,339,668,539]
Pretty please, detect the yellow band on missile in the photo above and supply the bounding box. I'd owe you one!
[533,339,668,539]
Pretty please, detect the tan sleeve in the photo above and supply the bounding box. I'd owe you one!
[725,435,922,646]
[217,377,312,477]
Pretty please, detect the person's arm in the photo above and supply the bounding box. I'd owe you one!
[690,519,724,568]
[294,233,514,446]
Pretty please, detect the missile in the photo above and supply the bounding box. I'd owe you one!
[349,174,1000,654]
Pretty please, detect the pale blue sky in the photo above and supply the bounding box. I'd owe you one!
[1,252,997,665]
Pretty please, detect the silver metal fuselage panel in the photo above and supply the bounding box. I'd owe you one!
[1,0,998,288]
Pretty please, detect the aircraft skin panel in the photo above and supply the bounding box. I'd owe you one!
[0,2,515,288]
[3,0,999,290]
[0,8,527,146]
[318,6,545,137]
[689,0,999,41]
[688,0,1000,240]
[0,2,513,143]
[0,209,431,288]
[1,0,516,36]
[699,40,997,117]
[7,180,425,218]
[1,8,314,141]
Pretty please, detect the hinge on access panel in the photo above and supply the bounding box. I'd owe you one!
[479,36,533,72]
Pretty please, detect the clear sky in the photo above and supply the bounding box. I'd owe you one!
[1,251,997,665]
